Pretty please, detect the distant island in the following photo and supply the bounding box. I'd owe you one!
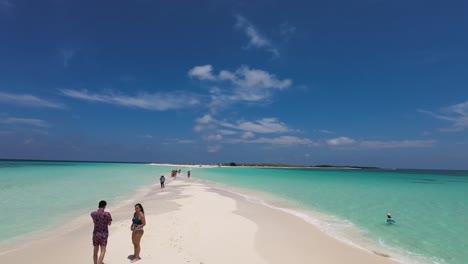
[218,162,380,170]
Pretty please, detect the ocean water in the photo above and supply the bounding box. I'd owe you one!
[193,167,468,264]
[1,162,466,264]
[0,161,170,249]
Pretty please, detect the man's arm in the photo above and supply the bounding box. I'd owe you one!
[107,212,112,226]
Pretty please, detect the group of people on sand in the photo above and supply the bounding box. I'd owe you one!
[91,200,146,264]
[169,169,191,180]
[91,170,194,264]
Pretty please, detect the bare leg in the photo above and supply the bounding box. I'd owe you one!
[98,245,106,264]
[93,246,99,264]
[131,230,144,262]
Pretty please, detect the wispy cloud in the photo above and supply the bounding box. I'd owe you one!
[0,92,65,109]
[204,134,223,141]
[219,118,290,134]
[188,64,292,112]
[315,129,335,134]
[326,136,436,149]
[419,101,468,132]
[0,0,13,8]
[0,0,13,14]
[60,89,200,111]
[327,137,355,146]
[360,140,436,149]
[0,117,49,127]
[207,145,222,153]
[194,115,315,146]
[177,139,195,144]
[190,65,291,90]
[241,136,316,145]
[219,129,237,135]
[235,15,279,57]
[60,48,77,68]
[280,22,296,42]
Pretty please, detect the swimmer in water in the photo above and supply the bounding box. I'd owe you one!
[386,213,395,224]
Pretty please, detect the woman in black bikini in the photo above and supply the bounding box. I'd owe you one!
[130,203,146,262]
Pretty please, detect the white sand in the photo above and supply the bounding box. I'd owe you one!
[0,176,397,264]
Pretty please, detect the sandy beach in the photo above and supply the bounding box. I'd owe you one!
[0,175,397,264]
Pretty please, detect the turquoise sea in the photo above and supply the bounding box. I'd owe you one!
[0,160,171,249]
[193,167,467,264]
[0,161,466,264]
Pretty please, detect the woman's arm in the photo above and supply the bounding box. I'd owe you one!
[138,213,146,229]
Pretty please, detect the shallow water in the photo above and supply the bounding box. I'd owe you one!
[193,167,468,264]
[1,161,466,263]
[0,161,170,248]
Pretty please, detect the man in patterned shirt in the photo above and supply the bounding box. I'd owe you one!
[91,200,112,264]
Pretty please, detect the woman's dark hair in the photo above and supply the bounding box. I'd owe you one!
[135,203,145,214]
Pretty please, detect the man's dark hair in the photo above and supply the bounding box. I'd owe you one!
[98,200,107,208]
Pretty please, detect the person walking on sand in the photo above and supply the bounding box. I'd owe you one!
[91,200,112,264]
[130,203,146,262]
[160,175,166,188]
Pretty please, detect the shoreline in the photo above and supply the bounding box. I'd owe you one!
[0,175,397,264]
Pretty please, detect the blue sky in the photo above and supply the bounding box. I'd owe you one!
[1,0,467,169]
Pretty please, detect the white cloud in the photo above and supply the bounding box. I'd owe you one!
[280,22,296,41]
[188,65,216,80]
[177,139,195,144]
[60,89,200,111]
[327,137,356,146]
[220,118,290,133]
[228,66,291,90]
[315,129,335,134]
[0,92,64,109]
[218,129,237,135]
[419,101,468,132]
[196,114,215,124]
[326,136,436,149]
[60,48,77,68]
[190,65,292,111]
[0,0,13,11]
[0,0,12,7]
[190,65,291,90]
[205,134,223,141]
[241,131,255,139]
[194,114,218,132]
[207,145,222,153]
[235,15,279,57]
[245,136,316,145]
[0,117,49,127]
[360,140,436,149]
[193,115,310,146]
[23,138,34,145]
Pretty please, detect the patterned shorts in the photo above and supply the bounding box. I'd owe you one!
[93,232,109,246]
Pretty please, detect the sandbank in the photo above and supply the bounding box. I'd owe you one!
[0,175,397,264]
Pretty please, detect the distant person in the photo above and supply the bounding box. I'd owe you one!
[386,213,395,224]
[91,200,112,264]
[187,170,191,178]
[178,169,181,174]
[130,203,146,262]
[160,175,166,188]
